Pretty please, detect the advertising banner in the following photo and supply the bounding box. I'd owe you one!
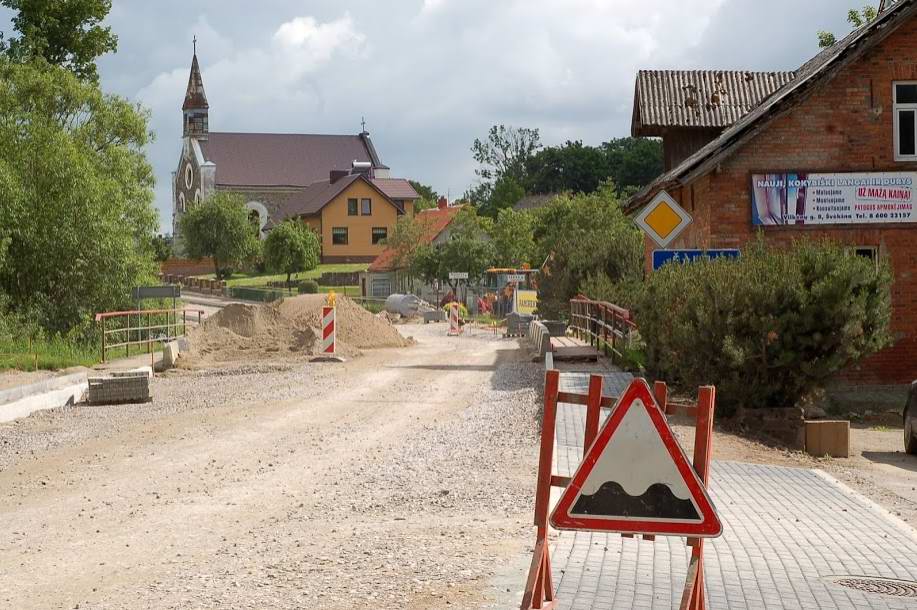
[751,172,917,226]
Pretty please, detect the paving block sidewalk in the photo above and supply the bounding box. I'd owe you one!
[549,372,917,610]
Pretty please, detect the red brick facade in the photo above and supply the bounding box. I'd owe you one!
[648,18,917,384]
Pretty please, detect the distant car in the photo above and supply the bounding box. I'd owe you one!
[906,382,917,455]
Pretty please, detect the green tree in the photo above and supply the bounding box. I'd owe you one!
[478,176,525,218]
[384,214,427,272]
[410,235,495,293]
[533,184,643,317]
[602,138,664,193]
[491,208,535,268]
[1,0,118,82]
[525,140,607,194]
[0,57,157,333]
[151,234,172,263]
[523,138,663,196]
[818,4,879,48]
[179,192,260,281]
[409,180,440,211]
[263,220,320,288]
[471,124,542,185]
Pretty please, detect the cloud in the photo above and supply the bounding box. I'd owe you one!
[88,0,854,231]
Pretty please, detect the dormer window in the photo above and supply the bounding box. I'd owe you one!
[894,82,917,160]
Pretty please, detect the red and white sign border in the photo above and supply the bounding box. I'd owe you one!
[550,378,722,538]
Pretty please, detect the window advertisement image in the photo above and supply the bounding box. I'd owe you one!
[751,171,917,226]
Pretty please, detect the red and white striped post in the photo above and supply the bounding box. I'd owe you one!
[321,306,336,355]
[448,303,462,336]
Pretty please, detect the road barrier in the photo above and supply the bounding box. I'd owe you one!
[321,306,336,355]
[95,308,204,363]
[569,295,637,364]
[448,303,462,336]
[528,320,552,358]
[521,371,718,610]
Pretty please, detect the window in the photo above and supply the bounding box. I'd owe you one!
[361,198,372,215]
[332,227,348,245]
[372,227,388,245]
[894,82,917,160]
[851,246,879,270]
[347,198,358,216]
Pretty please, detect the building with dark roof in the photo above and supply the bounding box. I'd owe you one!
[627,0,917,385]
[172,51,418,262]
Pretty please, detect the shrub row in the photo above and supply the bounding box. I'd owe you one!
[632,239,892,416]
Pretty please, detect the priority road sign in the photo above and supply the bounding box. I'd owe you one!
[550,378,722,538]
[635,191,693,248]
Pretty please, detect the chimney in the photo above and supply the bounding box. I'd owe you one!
[330,169,349,184]
[437,197,448,210]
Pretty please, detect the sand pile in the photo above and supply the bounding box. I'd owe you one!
[181,295,411,367]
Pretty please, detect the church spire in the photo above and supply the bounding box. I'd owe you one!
[182,40,209,138]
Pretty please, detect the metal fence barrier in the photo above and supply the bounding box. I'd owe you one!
[95,308,204,363]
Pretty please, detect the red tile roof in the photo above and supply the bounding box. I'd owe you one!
[199,132,380,187]
[368,205,462,272]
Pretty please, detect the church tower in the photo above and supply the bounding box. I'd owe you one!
[182,45,209,139]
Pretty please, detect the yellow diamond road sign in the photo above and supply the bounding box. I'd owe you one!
[635,191,693,248]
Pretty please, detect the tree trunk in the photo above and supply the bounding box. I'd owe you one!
[213,257,221,281]
[287,271,293,294]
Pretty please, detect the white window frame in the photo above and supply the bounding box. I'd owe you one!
[893,81,917,161]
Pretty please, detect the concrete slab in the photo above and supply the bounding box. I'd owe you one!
[0,372,88,424]
[548,372,917,610]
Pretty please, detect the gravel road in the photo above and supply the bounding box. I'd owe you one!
[0,323,541,609]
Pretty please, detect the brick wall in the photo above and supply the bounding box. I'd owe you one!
[653,17,917,384]
[160,258,215,277]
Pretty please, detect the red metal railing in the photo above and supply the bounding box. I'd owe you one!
[94,308,204,363]
[568,295,637,363]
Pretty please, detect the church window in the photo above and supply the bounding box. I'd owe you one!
[194,189,202,203]
[178,192,186,212]
[372,227,388,245]
[361,198,372,215]
[347,198,358,216]
[332,227,349,245]
[184,163,194,189]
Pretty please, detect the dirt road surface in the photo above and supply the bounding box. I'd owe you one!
[0,324,540,609]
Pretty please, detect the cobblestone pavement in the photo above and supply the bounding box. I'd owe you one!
[549,373,917,610]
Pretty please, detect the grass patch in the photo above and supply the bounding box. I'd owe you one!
[196,263,369,288]
[0,336,99,372]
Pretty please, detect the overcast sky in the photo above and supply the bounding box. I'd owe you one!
[0,0,853,232]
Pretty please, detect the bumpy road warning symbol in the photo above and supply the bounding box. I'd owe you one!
[550,378,722,538]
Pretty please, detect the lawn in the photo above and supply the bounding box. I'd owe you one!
[195,263,369,288]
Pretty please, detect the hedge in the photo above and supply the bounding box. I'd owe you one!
[633,239,892,416]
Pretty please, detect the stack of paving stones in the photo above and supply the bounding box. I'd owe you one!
[86,371,151,405]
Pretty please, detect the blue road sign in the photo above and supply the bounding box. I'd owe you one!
[652,249,740,271]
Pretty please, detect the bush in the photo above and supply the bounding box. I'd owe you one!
[298,280,319,294]
[634,239,891,416]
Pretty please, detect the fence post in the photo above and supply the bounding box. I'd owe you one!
[101,317,106,363]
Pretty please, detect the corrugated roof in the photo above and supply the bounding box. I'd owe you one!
[632,70,796,135]
[200,132,381,187]
[368,206,463,272]
[627,0,917,212]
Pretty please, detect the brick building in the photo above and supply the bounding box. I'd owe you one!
[627,0,917,384]
[172,50,418,262]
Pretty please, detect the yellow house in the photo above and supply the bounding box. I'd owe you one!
[284,173,419,263]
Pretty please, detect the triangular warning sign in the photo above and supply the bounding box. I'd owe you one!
[550,378,722,538]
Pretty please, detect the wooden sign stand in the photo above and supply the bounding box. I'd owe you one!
[520,370,717,610]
